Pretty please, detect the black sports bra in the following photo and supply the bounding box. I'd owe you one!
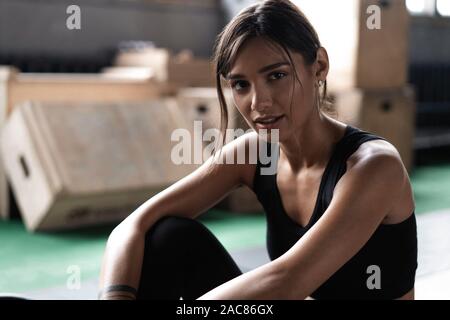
[252,125,418,299]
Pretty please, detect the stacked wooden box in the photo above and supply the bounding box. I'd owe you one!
[0,66,176,220]
[298,0,416,171]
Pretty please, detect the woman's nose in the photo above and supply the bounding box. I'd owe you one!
[251,86,272,112]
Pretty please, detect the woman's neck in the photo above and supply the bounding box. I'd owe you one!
[279,113,345,173]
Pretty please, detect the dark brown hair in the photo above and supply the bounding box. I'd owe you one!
[212,0,333,151]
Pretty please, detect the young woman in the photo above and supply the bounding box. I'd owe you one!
[99,0,417,300]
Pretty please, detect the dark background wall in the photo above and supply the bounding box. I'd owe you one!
[1,0,450,65]
[409,16,450,64]
[0,0,225,60]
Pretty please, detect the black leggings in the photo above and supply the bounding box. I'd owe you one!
[136,216,243,300]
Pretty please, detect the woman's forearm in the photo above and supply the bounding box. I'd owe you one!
[197,259,292,300]
[98,223,145,299]
[98,201,163,300]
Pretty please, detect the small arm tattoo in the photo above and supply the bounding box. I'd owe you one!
[98,285,138,300]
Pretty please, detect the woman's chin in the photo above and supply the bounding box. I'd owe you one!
[255,128,286,144]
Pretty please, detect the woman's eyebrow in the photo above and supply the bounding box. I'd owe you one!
[226,61,290,80]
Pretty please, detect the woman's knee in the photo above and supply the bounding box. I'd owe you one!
[144,215,207,250]
[150,215,203,235]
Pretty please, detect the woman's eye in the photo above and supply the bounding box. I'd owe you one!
[269,72,287,80]
[231,80,248,91]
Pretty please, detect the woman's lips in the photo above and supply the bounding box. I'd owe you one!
[254,115,285,130]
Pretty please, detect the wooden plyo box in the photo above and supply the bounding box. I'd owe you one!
[0,66,175,219]
[332,86,416,172]
[296,0,410,92]
[0,66,175,117]
[1,100,194,232]
[175,87,227,133]
[174,87,248,132]
[171,87,250,163]
[114,47,214,87]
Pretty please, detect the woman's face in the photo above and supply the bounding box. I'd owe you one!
[226,37,320,143]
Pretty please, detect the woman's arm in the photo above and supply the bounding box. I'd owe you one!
[98,132,258,299]
[197,149,408,300]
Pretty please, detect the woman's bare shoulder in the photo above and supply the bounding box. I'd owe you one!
[347,139,402,169]
[346,139,415,224]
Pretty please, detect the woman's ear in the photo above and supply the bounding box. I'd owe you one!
[315,47,329,82]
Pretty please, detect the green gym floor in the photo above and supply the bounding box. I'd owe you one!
[1,159,450,299]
